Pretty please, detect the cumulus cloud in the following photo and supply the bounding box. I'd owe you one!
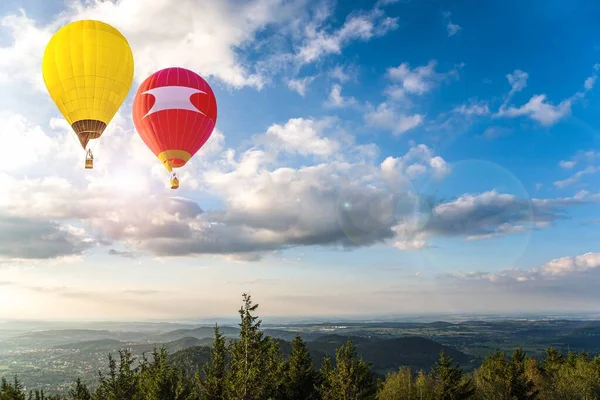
[0,121,598,262]
[252,117,341,158]
[329,64,357,83]
[442,11,461,37]
[295,5,398,65]
[559,160,577,169]
[324,83,357,108]
[385,60,461,99]
[554,166,599,188]
[0,215,94,260]
[497,94,573,126]
[0,0,295,90]
[439,253,600,303]
[0,111,54,172]
[446,22,461,37]
[495,66,598,126]
[364,102,423,136]
[394,190,600,247]
[0,120,450,261]
[554,150,600,188]
[0,0,401,93]
[453,101,490,117]
[287,75,317,96]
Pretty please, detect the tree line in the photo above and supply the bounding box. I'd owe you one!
[2,293,600,399]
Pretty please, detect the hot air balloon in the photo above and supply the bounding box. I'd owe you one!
[132,67,218,189]
[42,20,134,169]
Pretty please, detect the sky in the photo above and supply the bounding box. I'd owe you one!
[0,0,600,321]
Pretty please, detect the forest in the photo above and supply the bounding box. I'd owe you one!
[1,294,600,400]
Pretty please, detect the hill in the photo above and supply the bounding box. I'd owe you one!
[167,334,475,376]
[158,326,240,341]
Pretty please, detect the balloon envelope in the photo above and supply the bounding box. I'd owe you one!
[132,67,218,172]
[42,20,134,149]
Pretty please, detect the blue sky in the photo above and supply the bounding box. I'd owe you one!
[0,0,599,321]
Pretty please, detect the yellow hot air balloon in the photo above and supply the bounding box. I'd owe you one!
[42,20,134,169]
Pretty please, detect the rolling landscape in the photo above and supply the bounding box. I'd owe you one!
[2,315,600,393]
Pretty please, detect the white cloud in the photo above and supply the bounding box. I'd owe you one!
[453,101,490,116]
[497,94,573,126]
[559,160,577,169]
[253,117,341,158]
[324,83,357,108]
[495,65,598,126]
[539,253,600,277]
[287,75,316,96]
[295,7,398,65]
[506,69,529,96]
[442,252,600,293]
[0,1,317,91]
[554,150,600,188]
[442,11,461,37]
[364,102,423,136]
[0,0,401,94]
[554,166,599,188]
[584,76,596,91]
[0,111,54,172]
[446,22,461,37]
[386,60,438,95]
[329,64,356,83]
[383,60,462,107]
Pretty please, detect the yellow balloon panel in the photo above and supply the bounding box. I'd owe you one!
[42,20,134,140]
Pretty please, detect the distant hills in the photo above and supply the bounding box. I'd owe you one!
[158,326,240,341]
[167,334,475,376]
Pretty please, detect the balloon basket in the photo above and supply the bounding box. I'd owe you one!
[170,178,179,190]
[85,159,93,169]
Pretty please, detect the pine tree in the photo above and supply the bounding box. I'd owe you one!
[415,370,436,400]
[0,376,26,400]
[27,391,64,400]
[508,348,538,399]
[326,340,376,400]
[226,293,271,400]
[431,351,475,400]
[94,350,140,400]
[377,367,416,400]
[262,337,286,400]
[317,357,334,400]
[68,378,91,400]
[196,324,228,400]
[138,347,192,400]
[475,349,538,400]
[281,334,319,400]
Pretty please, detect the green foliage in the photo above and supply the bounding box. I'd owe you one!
[226,293,277,400]
[280,335,320,400]
[0,376,26,400]
[7,295,600,400]
[320,340,376,400]
[474,349,538,400]
[138,348,192,400]
[431,351,475,400]
[68,378,91,400]
[195,324,228,400]
[93,350,140,400]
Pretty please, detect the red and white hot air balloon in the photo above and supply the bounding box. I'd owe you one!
[132,67,218,189]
